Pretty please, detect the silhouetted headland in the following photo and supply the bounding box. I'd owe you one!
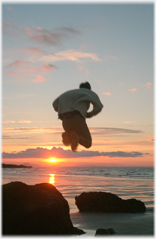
[2,164,32,168]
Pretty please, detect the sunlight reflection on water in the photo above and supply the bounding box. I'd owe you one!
[49,174,55,185]
[2,167,154,213]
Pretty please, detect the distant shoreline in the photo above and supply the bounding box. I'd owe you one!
[2,164,32,169]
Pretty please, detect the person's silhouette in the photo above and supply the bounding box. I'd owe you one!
[53,82,103,151]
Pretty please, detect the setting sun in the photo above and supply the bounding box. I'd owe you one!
[49,158,56,163]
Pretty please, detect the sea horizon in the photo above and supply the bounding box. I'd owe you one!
[2,166,154,211]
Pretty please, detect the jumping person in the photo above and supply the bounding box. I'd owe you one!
[52,82,103,151]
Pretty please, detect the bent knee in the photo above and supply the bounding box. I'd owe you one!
[85,141,92,148]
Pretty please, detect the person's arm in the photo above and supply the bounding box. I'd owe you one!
[86,94,103,118]
[52,97,59,112]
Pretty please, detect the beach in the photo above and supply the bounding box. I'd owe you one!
[71,211,154,236]
[2,166,154,236]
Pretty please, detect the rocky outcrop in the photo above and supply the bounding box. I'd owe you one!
[2,164,32,168]
[95,228,116,236]
[75,192,146,213]
[2,182,85,235]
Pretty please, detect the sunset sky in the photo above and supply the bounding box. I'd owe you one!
[2,2,154,167]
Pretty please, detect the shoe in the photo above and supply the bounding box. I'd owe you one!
[62,132,71,146]
[70,131,79,151]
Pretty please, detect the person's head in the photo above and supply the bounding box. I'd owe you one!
[79,82,91,90]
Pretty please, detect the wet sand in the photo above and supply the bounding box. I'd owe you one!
[71,211,154,236]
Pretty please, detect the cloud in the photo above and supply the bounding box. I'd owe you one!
[6,61,56,74]
[58,26,82,35]
[129,88,137,92]
[146,83,151,89]
[3,22,82,46]
[32,26,81,45]
[42,64,57,72]
[23,26,81,46]
[2,135,33,140]
[6,60,31,68]
[18,120,31,124]
[3,120,16,125]
[4,59,56,83]
[40,49,100,63]
[5,6,13,11]
[21,47,45,55]
[90,127,142,136]
[2,147,147,159]
[3,120,32,125]
[3,126,142,135]
[32,75,46,82]
[102,92,112,96]
[148,138,154,142]
[3,22,19,36]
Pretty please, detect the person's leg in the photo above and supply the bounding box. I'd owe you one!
[76,117,92,148]
[62,116,92,149]
[62,132,71,146]
[70,131,79,151]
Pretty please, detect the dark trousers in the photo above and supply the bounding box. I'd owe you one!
[62,115,92,148]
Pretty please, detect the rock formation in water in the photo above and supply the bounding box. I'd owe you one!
[75,191,146,213]
[2,181,85,235]
[95,228,116,235]
[2,164,32,168]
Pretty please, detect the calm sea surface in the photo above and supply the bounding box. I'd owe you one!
[2,167,154,213]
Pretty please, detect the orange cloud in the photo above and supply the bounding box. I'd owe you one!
[18,120,31,124]
[148,139,154,142]
[23,26,81,46]
[146,83,151,89]
[42,64,57,72]
[3,120,32,125]
[3,22,20,37]
[102,92,112,96]
[21,47,45,55]
[5,59,56,83]
[40,50,100,63]
[3,23,82,46]
[5,6,12,10]
[129,88,137,92]
[5,22,14,27]
[2,146,147,159]
[24,27,33,37]
[6,60,31,68]
[3,121,16,125]
[33,75,46,82]
[3,126,142,135]
[78,64,83,70]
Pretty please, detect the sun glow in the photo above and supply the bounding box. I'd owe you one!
[49,158,56,162]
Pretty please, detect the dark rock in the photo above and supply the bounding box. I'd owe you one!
[2,163,32,168]
[95,228,110,235]
[2,181,85,235]
[75,192,146,213]
[95,228,116,236]
[107,228,116,234]
[72,227,86,235]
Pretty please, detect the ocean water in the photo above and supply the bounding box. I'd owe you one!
[2,166,154,213]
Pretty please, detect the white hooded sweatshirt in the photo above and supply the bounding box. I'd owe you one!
[53,88,103,118]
